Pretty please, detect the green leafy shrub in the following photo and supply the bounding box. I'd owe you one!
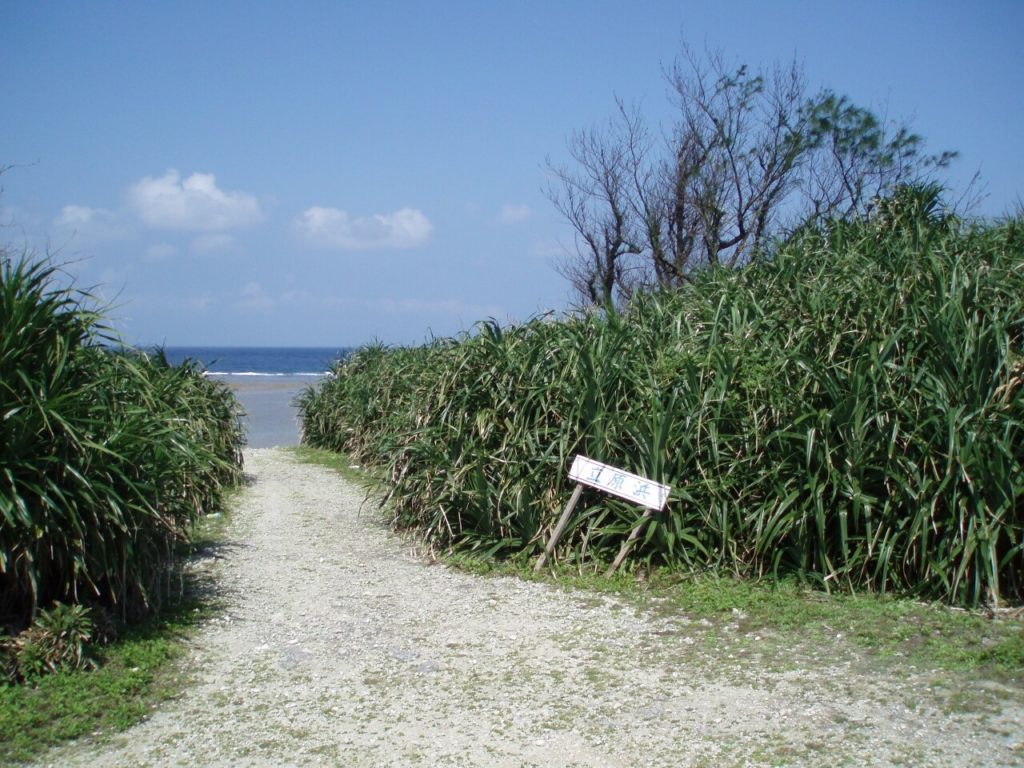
[0,254,244,632]
[299,187,1023,607]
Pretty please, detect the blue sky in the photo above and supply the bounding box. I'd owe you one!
[2,1,1021,347]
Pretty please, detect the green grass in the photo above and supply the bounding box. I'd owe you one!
[648,573,1024,675]
[287,445,381,487]
[0,595,210,765]
[481,559,1024,683]
[540,564,1024,679]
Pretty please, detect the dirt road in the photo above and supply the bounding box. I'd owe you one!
[35,448,1024,767]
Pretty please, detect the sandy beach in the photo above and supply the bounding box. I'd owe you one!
[220,375,320,448]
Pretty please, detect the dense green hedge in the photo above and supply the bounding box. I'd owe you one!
[299,187,1023,606]
[1,256,244,628]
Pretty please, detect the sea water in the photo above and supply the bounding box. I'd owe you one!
[163,347,350,448]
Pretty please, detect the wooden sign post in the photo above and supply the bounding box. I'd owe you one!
[534,455,671,574]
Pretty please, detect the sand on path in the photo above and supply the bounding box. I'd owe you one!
[34,448,1024,767]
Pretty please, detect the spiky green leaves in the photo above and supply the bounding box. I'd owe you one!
[299,192,1023,607]
[1,255,244,627]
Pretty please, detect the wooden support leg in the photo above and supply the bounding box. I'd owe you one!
[534,483,584,572]
[605,507,655,577]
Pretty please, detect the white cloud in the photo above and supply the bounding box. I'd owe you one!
[187,294,216,312]
[55,205,108,227]
[498,204,531,224]
[128,170,262,231]
[53,205,128,240]
[295,206,432,250]
[530,238,566,260]
[191,233,236,253]
[375,297,503,317]
[143,243,178,263]
[323,295,502,318]
[234,281,274,311]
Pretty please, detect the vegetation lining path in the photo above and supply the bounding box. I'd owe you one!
[34,449,1024,767]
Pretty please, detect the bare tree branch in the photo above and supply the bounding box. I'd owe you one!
[547,42,956,305]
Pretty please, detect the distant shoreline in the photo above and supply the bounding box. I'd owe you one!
[156,349,342,448]
[163,346,349,377]
[220,373,324,448]
[205,371,330,378]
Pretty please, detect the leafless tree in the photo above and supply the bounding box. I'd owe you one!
[545,102,651,305]
[546,44,955,305]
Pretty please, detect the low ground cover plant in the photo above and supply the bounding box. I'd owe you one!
[299,186,1023,607]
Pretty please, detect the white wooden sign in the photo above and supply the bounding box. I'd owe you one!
[569,455,671,510]
[534,454,672,573]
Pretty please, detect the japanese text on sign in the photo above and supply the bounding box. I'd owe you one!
[568,455,670,510]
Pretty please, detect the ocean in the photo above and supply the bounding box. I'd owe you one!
[163,347,350,449]
[162,346,348,376]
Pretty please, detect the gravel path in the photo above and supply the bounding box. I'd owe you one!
[36,448,1024,767]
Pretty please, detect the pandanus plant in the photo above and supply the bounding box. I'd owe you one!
[299,186,1023,607]
[1,254,244,629]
